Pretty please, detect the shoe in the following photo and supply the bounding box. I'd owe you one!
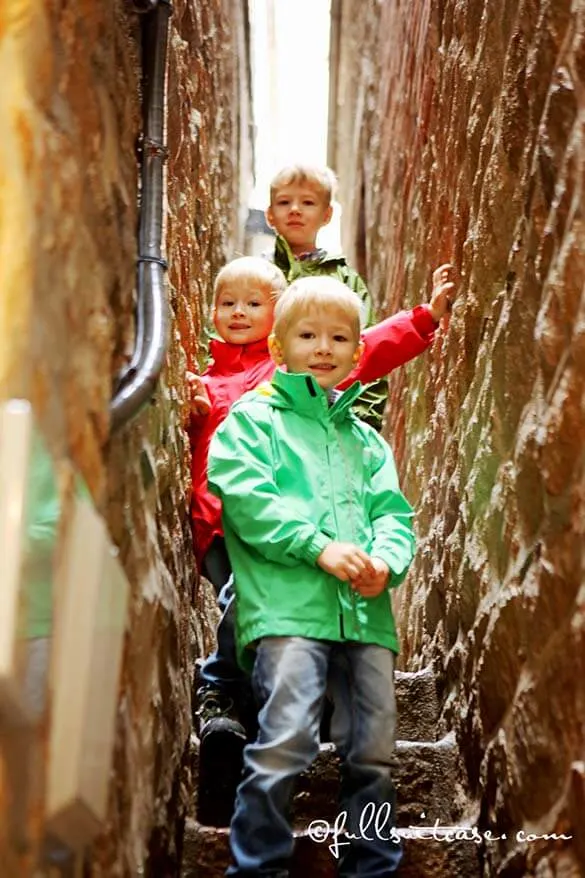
[196,687,247,827]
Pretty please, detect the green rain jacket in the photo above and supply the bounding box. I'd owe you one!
[270,233,387,428]
[208,369,415,672]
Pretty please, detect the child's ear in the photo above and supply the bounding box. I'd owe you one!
[321,204,333,227]
[265,206,275,229]
[352,340,365,364]
[268,334,284,365]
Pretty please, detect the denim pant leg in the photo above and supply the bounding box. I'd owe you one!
[199,578,248,690]
[227,637,329,877]
[329,644,401,877]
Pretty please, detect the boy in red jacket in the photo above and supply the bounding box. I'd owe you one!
[188,254,454,825]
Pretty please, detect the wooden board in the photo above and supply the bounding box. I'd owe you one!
[0,400,57,728]
[46,493,129,849]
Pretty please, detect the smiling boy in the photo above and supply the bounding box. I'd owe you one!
[190,253,454,826]
[268,279,365,391]
[208,276,414,877]
[213,272,276,345]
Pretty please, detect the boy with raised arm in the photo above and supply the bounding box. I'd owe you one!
[264,163,451,427]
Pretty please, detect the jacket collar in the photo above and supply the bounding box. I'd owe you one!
[208,337,270,374]
[273,234,347,275]
[269,368,363,421]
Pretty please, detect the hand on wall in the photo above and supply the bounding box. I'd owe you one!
[428,263,456,323]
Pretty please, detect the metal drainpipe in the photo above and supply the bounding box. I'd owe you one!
[110,0,172,432]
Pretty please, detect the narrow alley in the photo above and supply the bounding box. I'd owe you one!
[0,1,583,877]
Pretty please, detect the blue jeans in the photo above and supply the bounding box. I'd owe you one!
[199,577,248,690]
[199,536,247,691]
[227,637,401,878]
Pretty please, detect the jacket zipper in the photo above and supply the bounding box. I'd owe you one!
[328,416,361,639]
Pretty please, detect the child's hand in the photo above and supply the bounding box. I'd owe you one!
[317,542,375,583]
[429,263,456,322]
[351,557,390,597]
[186,371,211,416]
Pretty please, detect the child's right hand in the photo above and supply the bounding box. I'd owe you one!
[317,542,375,582]
[428,263,456,322]
[186,371,211,416]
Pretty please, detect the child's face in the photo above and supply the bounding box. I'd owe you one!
[213,279,276,345]
[271,307,362,391]
[266,182,333,255]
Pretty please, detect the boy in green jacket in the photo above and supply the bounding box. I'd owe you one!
[208,276,415,878]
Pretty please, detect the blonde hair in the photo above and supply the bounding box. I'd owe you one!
[273,277,361,341]
[269,164,338,206]
[214,256,287,303]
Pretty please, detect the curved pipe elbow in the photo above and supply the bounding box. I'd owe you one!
[109,0,172,433]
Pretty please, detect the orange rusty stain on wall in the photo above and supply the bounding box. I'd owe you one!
[14,107,34,173]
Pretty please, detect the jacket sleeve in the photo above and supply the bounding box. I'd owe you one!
[341,266,375,328]
[208,406,330,566]
[363,430,416,588]
[338,305,438,388]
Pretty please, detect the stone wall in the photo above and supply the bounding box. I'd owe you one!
[0,0,251,874]
[330,1,584,875]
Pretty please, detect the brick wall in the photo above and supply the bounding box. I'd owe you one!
[330,1,584,874]
[0,0,251,873]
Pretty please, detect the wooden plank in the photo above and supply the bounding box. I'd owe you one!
[46,494,129,849]
[0,399,56,728]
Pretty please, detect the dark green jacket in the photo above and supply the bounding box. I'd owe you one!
[271,234,375,327]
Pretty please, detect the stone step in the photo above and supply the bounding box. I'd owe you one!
[395,833,481,877]
[393,733,468,826]
[395,665,440,743]
[291,733,465,827]
[190,731,462,829]
[180,818,481,877]
[181,822,337,878]
[192,663,439,748]
[189,729,466,827]
[183,733,481,876]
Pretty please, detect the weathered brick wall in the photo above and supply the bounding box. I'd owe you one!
[330,1,584,874]
[0,0,251,874]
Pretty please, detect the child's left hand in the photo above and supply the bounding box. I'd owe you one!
[351,557,390,597]
[429,263,456,322]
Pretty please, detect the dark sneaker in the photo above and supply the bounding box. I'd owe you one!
[196,687,247,827]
